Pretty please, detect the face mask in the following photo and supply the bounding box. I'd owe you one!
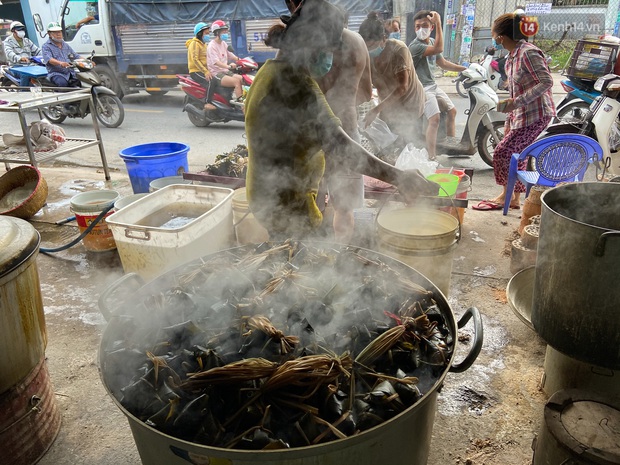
[51,36,63,43]
[388,32,401,40]
[416,28,431,40]
[220,33,229,41]
[368,46,384,59]
[309,51,333,78]
[203,35,211,43]
[87,8,97,17]
[492,38,503,50]
[16,30,26,39]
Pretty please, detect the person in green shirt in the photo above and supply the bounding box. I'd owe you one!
[408,10,466,160]
[244,0,437,240]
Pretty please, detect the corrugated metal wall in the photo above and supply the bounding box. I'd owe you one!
[116,23,194,55]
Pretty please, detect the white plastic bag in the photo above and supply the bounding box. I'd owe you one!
[395,143,438,176]
[362,118,399,149]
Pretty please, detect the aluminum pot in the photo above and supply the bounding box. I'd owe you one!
[99,242,483,465]
[531,182,620,370]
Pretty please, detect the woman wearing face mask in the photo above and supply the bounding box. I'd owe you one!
[186,22,216,111]
[244,0,438,240]
[472,12,555,211]
[207,20,244,101]
[359,11,426,145]
[385,19,401,41]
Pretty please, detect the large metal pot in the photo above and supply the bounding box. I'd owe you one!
[531,182,620,369]
[0,216,46,393]
[0,217,61,465]
[99,242,483,465]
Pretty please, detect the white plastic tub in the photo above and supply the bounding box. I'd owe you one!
[106,184,234,281]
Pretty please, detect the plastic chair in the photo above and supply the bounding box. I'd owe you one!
[503,134,603,215]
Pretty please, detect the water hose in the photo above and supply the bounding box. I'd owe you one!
[39,203,115,254]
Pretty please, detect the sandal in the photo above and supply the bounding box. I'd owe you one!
[472,200,502,211]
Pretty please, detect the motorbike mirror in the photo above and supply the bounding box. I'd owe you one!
[33,14,44,34]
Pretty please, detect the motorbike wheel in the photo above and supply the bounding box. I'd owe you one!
[41,105,67,124]
[188,111,211,127]
[0,78,18,91]
[456,81,468,98]
[94,64,124,99]
[555,100,590,124]
[477,121,505,167]
[95,94,125,128]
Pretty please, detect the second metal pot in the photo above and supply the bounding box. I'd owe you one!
[532,182,620,369]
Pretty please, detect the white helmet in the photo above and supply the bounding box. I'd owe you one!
[47,22,62,32]
[10,21,26,32]
[211,20,229,33]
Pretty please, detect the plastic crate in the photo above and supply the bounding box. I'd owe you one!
[566,39,619,81]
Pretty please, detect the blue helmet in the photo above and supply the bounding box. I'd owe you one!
[194,22,210,37]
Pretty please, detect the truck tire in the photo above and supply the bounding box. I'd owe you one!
[95,64,124,99]
[146,90,168,97]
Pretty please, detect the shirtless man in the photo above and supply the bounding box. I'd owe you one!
[315,28,373,243]
[282,0,372,243]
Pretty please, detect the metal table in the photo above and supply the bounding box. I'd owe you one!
[0,89,110,180]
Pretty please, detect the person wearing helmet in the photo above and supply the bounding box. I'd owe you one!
[42,22,82,87]
[207,20,244,102]
[186,22,216,111]
[244,0,437,239]
[2,21,41,87]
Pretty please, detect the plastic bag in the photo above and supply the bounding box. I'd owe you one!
[29,119,67,151]
[394,143,438,176]
[362,118,399,149]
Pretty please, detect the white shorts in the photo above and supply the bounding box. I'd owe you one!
[423,84,455,119]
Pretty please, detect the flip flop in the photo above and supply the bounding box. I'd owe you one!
[472,200,503,211]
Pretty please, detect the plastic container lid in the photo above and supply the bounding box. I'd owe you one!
[0,216,40,279]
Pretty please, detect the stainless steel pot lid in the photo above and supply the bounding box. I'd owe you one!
[506,266,535,332]
[0,216,40,279]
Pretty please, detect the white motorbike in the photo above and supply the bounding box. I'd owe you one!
[439,63,506,167]
[541,73,620,176]
[456,47,507,98]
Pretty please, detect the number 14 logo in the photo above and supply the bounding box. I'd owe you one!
[520,16,539,37]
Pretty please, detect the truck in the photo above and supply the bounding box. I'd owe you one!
[27,0,388,99]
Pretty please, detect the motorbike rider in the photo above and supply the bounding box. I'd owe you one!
[2,21,41,87]
[408,10,466,160]
[186,22,217,111]
[207,20,244,102]
[42,22,82,88]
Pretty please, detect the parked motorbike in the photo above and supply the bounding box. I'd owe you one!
[440,63,506,166]
[457,47,507,98]
[178,56,257,127]
[0,56,47,89]
[542,73,620,175]
[554,77,600,123]
[37,54,124,128]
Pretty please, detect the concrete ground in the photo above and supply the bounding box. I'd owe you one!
[5,73,575,465]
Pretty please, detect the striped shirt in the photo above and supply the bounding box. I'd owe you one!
[506,41,555,129]
[42,39,80,82]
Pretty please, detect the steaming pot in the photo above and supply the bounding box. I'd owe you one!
[99,242,483,465]
[531,182,620,370]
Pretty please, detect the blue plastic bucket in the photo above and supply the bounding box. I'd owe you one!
[119,142,190,194]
